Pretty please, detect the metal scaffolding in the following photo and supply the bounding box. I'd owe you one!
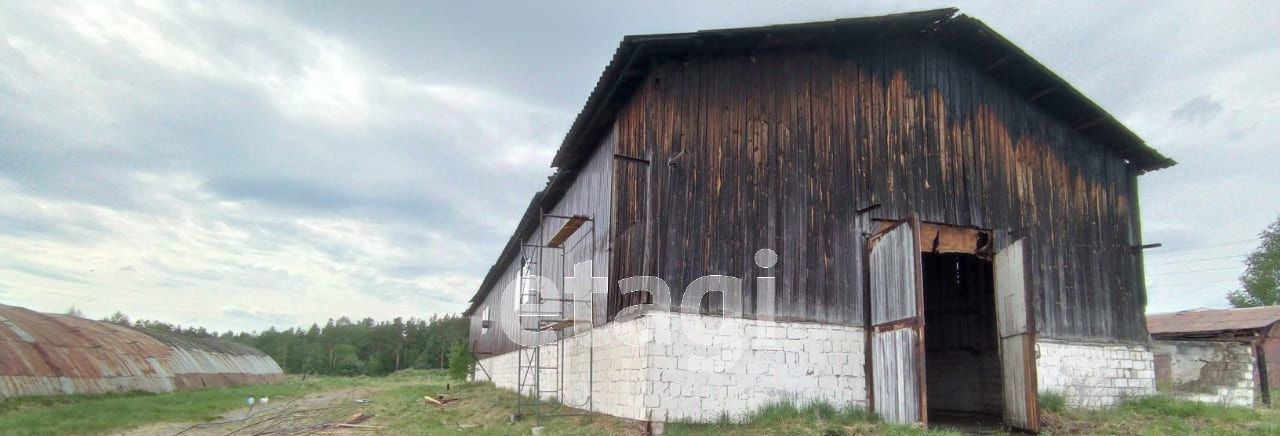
[515,211,595,426]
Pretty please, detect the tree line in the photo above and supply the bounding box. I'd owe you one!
[1227,214,1280,308]
[88,310,471,377]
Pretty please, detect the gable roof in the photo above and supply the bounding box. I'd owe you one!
[550,7,1175,172]
[464,9,1175,316]
[1148,306,1280,336]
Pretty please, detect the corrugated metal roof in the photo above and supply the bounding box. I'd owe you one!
[0,304,284,398]
[1147,306,1280,335]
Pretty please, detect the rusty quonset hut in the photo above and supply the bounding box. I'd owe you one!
[465,9,1173,430]
[0,304,284,398]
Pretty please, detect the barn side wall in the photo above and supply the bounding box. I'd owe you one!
[475,310,866,423]
[469,128,615,357]
[1036,340,1156,408]
[609,36,1149,343]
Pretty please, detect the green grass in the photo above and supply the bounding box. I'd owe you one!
[5,373,1280,436]
[362,372,635,435]
[0,375,362,436]
[0,370,632,436]
[1038,391,1067,413]
[664,400,961,436]
[1041,395,1280,435]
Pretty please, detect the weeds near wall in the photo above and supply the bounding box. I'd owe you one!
[665,400,956,435]
[1042,395,1280,435]
[1038,391,1067,413]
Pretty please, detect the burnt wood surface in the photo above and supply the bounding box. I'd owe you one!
[608,36,1149,343]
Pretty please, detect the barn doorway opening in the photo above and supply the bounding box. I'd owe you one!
[921,251,1004,428]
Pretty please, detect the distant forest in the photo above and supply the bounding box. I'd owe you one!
[86,309,469,376]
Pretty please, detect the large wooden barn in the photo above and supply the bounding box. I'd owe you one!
[465,9,1173,431]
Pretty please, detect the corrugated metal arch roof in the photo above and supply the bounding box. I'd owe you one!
[464,8,1176,315]
[0,304,284,398]
[1148,306,1280,336]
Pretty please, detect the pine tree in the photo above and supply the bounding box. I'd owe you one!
[447,341,473,381]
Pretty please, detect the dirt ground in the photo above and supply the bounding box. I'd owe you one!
[116,388,383,436]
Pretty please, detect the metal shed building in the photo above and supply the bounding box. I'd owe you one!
[0,304,284,398]
[465,9,1172,431]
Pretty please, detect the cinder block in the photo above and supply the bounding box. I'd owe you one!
[478,313,870,423]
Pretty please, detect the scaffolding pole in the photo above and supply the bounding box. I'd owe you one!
[514,210,596,426]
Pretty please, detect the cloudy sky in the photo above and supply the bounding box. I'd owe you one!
[1,0,1277,332]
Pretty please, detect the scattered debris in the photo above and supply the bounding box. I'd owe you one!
[439,420,482,431]
[171,388,378,435]
[354,398,373,403]
[317,411,383,430]
[423,394,456,406]
[342,412,373,425]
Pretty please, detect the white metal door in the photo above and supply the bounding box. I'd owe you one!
[867,218,927,425]
[995,239,1040,432]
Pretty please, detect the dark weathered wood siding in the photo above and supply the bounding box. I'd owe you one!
[608,36,1147,342]
[470,129,615,357]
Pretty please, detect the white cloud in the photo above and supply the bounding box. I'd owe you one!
[0,171,483,331]
[1,0,1277,330]
[0,0,564,330]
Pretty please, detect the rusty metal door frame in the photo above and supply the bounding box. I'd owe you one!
[864,215,928,425]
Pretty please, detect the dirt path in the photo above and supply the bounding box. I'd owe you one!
[115,388,382,436]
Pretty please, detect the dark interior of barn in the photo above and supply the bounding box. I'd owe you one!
[922,252,1004,426]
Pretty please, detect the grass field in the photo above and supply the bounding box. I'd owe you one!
[1,371,1277,435]
[0,376,366,435]
[662,401,955,436]
[1039,395,1280,435]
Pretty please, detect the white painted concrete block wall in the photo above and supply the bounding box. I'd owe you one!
[481,314,1159,423]
[476,318,651,421]
[1036,340,1156,408]
[572,316,651,420]
[477,311,866,423]
[641,311,866,422]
